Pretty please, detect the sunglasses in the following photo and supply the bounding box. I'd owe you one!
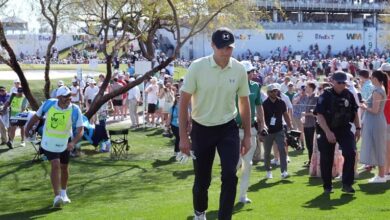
[61,94,72,99]
[337,82,346,85]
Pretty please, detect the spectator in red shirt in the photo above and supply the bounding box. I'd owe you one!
[118,74,128,119]
[379,63,390,178]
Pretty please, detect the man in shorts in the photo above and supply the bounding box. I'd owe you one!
[25,86,84,207]
[5,87,28,148]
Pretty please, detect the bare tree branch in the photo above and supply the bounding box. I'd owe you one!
[0,21,39,110]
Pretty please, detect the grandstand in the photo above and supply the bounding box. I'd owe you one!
[178,0,390,60]
[2,1,390,61]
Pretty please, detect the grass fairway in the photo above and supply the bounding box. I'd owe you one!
[0,125,389,220]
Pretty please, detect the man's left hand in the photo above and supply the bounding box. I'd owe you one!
[355,129,361,143]
[67,142,75,151]
[240,136,251,156]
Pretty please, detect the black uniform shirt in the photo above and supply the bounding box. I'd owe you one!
[263,97,287,134]
[314,88,358,132]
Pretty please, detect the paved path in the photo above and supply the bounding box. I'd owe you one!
[0,70,102,80]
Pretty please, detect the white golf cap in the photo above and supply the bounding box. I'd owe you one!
[57,80,64,86]
[56,86,71,97]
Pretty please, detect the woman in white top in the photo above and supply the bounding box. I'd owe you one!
[161,82,175,133]
[145,77,159,126]
[84,79,99,112]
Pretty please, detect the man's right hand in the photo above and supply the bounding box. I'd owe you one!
[179,135,191,156]
[325,130,336,144]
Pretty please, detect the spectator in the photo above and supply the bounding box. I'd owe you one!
[145,77,159,126]
[5,87,28,149]
[111,76,124,121]
[0,86,10,146]
[127,77,141,128]
[70,79,82,109]
[360,70,388,183]
[301,82,318,166]
[263,83,293,179]
[51,80,65,98]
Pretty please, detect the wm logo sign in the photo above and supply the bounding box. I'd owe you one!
[72,35,88,41]
[346,33,362,40]
[265,33,284,40]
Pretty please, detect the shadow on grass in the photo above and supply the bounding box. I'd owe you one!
[185,203,252,220]
[71,158,142,167]
[295,168,309,177]
[132,127,151,132]
[358,183,390,195]
[71,165,147,195]
[0,206,59,220]
[0,161,35,180]
[164,139,175,147]
[288,149,305,157]
[248,179,293,192]
[81,148,101,156]
[254,166,267,172]
[172,169,193,179]
[0,148,11,154]
[146,129,164,136]
[303,193,355,210]
[307,177,323,186]
[356,170,375,180]
[152,157,176,168]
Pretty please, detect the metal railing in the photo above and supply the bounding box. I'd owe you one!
[256,0,389,12]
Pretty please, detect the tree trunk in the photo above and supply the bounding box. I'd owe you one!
[43,30,58,99]
[0,22,39,111]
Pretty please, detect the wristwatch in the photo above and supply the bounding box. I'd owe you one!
[356,127,361,130]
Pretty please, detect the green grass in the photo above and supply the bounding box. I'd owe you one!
[1,65,384,219]
[0,125,389,220]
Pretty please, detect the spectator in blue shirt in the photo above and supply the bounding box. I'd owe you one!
[127,63,135,77]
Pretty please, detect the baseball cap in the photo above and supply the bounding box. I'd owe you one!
[240,61,256,72]
[212,27,235,49]
[332,71,348,83]
[267,83,280,92]
[72,78,77,83]
[56,86,71,97]
[358,69,370,78]
[14,79,20,83]
[379,63,390,72]
[288,82,294,87]
[57,80,64,86]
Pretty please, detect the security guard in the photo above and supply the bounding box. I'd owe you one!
[314,71,361,193]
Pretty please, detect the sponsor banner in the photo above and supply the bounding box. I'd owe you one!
[191,29,372,58]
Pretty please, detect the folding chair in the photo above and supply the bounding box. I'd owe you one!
[108,129,130,160]
[30,139,43,163]
[27,129,43,163]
